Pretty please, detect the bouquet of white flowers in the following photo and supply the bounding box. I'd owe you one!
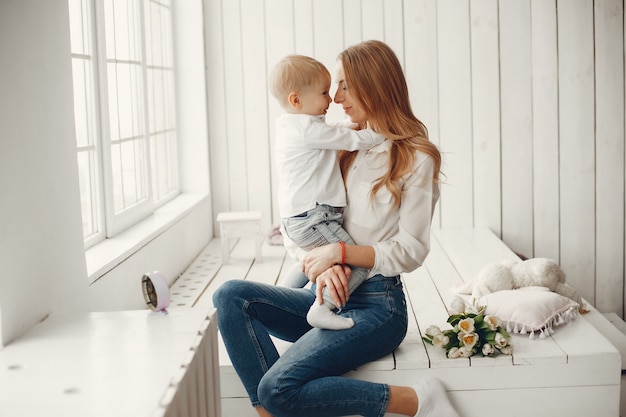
[422,302,513,358]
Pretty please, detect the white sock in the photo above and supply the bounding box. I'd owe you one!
[413,376,459,417]
[306,301,355,330]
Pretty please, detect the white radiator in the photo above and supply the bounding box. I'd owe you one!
[156,309,221,417]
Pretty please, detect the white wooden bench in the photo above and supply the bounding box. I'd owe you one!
[172,227,622,417]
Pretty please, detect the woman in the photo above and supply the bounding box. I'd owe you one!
[213,40,460,417]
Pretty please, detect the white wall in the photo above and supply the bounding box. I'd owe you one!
[204,0,626,315]
[0,0,213,344]
[0,0,88,346]
[0,0,622,347]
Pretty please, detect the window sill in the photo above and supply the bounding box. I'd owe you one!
[85,193,209,284]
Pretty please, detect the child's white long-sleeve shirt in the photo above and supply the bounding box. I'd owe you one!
[281,136,440,279]
[275,113,383,219]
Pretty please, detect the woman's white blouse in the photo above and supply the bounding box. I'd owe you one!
[343,139,440,278]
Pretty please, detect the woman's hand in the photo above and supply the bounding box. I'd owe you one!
[301,242,342,283]
[314,264,352,307]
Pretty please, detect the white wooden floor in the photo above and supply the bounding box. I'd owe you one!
[170,229,624,417]
[169,236,294,310]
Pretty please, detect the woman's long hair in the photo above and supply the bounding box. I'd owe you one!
[338,40,441,208]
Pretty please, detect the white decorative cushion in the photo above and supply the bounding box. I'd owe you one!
[463,287,580,339]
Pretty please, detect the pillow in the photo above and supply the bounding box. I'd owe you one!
[460,287,580,339]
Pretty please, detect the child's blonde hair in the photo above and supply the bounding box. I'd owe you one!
[269,55,330,107]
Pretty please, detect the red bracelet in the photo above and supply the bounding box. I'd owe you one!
[339,241,346,264]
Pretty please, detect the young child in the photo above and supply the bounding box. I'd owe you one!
[269,55,384,330]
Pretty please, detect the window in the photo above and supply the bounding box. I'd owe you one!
[69,0,179,249]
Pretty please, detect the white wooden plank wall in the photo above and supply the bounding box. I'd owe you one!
[201,0,625,315]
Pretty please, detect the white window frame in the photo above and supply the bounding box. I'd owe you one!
[69,0,179,249]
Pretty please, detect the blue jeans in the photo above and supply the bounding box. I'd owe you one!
[212,275,408,417]
[281,204,370,304]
